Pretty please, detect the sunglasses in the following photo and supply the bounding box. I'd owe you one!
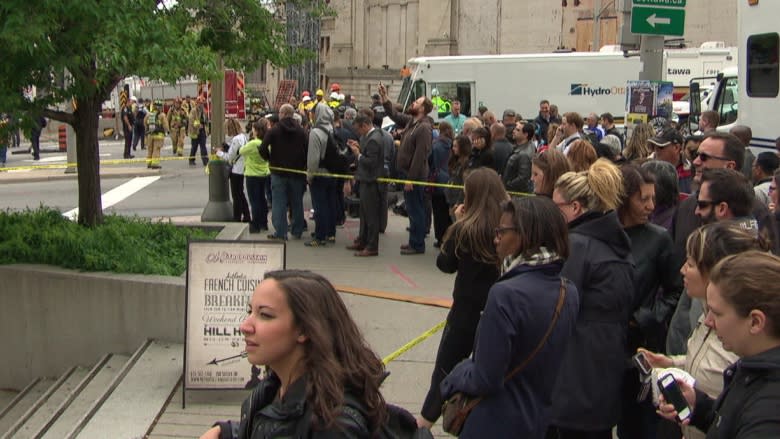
[695,151,731,162]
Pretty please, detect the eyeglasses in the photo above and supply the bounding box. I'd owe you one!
[696,200,717,209]
[697,151,731,162]
[494,226,517,237]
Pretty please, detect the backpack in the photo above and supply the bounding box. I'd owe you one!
[314,127,350,174]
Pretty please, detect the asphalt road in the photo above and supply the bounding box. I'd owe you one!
[3,137,214,218]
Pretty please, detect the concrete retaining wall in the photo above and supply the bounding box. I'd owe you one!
[0,223,248,390]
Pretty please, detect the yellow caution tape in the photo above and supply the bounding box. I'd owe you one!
[382,320,446,365]
[1,157,533,197]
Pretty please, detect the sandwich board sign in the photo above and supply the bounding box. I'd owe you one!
[183,240,285,405]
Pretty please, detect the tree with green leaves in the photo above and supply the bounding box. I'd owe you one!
[0,0,318,226]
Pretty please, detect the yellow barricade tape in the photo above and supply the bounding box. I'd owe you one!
[0,156,533,197]
[382,320,446,365]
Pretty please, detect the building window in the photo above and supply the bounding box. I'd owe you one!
[747,33,779,98]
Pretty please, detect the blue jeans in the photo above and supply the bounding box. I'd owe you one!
[310,177,337,240]
[189,130,208,165]
[245,175,269,231]
[270,174,305,239]
[404,184,426,251]
[0,144,7,165]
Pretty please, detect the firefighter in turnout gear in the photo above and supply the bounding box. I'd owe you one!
[145,100,169,169]
[166,98,188,156]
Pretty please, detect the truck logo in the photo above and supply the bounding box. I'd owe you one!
[667,68,692,75]
[570,84,625,96]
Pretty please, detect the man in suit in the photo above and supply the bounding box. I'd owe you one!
[346,114,385,256]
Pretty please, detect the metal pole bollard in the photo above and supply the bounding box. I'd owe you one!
[200,158,234,222]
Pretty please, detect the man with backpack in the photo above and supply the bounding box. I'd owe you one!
[305,103,342,247]
[259,104,308,240]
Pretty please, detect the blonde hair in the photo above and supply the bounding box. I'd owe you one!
[623,123,655,161]
[554,158,624,212]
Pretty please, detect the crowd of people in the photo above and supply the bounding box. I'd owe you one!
[196,82,780,439]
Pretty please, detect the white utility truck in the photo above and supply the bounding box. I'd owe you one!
[398,45,736,123]
[690,0,778,152]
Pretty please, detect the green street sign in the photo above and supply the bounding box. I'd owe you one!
[631,7,686,36]
[633,0,686,7]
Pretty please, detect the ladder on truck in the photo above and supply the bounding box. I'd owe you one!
[274,80,298,110]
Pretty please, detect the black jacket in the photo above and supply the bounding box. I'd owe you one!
[492,139,513,176]
[550,211,635,430]
[437,232,500,307]
[260,117,308,179]
[625,223,684,353]
[216,373,370,439]
[467,147,495,170]
[502,142,534,194]
[691,345,780,438]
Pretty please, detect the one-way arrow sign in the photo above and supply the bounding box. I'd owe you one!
[631,6,686,36]
[646,13,671,27]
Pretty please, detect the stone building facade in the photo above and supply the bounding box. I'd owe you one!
[318,0,737,107]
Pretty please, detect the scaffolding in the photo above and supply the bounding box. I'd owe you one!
[285,2,320,95]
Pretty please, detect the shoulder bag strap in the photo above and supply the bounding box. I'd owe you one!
[503,277,568,383]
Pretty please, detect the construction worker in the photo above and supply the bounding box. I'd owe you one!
[145,99,169,169]
[298,91,314,113]
[431,88,451,116]
[166,98,188,156]
[328,91,342,109]
[314,89,325,106]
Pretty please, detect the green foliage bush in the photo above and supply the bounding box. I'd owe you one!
[0,207,218,275]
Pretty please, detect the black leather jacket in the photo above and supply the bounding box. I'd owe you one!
[216,373,370,439]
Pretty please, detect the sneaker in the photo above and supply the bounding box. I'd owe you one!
[266,234,286,241]
[327,236,336,243]
[304,239,327,247]
[400,247,425,255]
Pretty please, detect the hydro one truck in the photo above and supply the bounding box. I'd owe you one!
[691,0,779,152]
[398,46,736,123]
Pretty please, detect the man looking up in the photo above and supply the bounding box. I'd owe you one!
[380,83,432,255]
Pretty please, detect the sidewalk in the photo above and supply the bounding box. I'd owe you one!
[150,214,455,438]
[0,165,160,184]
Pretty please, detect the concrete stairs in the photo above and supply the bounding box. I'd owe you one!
[0,340,182,439]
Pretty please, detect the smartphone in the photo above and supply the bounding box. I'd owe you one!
[633,352,653,375]
[657,373,692,422]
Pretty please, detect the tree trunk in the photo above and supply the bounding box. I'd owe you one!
[74,96,103,227]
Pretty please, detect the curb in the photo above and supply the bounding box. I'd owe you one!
[0,169,160,184]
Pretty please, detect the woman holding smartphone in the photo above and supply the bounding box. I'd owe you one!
[637,221,770,439]
[657,251,780,438]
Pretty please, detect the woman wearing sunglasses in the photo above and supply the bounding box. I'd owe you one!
[440,196,579,438]
[657,251,780,438]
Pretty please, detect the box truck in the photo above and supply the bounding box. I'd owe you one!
[690,0,778,152]
[397,46,736,123]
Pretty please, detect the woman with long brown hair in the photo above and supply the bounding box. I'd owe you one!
[418,167,508,428]
[531,149,570,197]
[444,135,473,208]
[200,270,389,438]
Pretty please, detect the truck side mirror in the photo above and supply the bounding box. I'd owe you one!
[689,82,701,133]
